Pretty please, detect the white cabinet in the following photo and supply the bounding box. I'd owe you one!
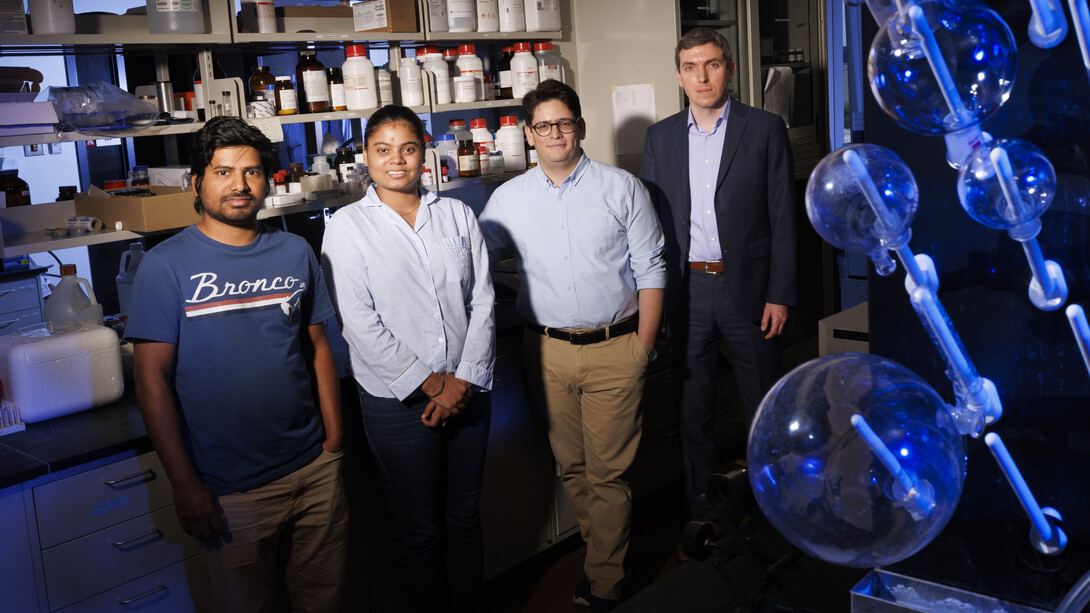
[0,483,39,613]
[0,273,45,335]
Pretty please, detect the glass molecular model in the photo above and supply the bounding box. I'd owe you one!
[747,1,1090,595]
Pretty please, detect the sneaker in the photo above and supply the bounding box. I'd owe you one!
[572,576,591,607]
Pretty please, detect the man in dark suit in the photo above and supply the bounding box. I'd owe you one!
[641,27,797,530]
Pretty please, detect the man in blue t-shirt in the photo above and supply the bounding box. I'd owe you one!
[126,116,346,612]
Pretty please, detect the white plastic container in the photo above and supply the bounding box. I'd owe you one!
[511,42,540,99]
[0,322,123,423]
[376,66,394,106]
[476,0,499,32]
[453,76,476,103]
[44,264,103,325]
[420,46,452,105]
[240,0,276,34]
[455,44,485,101]
[447,0,475,32]
[435,133,460,175]
[115,242,145,318]
[145,0,205,34]
[534,41,563,83]
[343,45,378,111]
[470,118,494,152]
[524,0,559,32]
[495,115,526,171]
[427,0,448,32]
[498,0,525,32]
[399,57,424,106]
[29,0,75,35]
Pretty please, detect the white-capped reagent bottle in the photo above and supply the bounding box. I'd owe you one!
[470,118,495,152]
[343,45,378,111]
[498,0,525,32]
[45,264,104,325]
[495,115,526,172]
[399,57,424,106]
[534,41,563,83]
[455,44,485,101]
[511,42,540,99]
[476,0,499,32]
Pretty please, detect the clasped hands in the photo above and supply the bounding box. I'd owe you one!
[420,372,472,428]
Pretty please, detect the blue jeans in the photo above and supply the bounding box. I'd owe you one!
[359,387,491,613]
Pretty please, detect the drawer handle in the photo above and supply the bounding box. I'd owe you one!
[110,527,161,548]
[0,290,12,299]
[0,320,16,330]
[117,583,166,605]
[103,466,155,486]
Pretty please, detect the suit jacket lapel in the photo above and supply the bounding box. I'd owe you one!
[716,99,747,192]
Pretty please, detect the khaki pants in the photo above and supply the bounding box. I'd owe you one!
[203,449,348,613]
[522,329,648,600]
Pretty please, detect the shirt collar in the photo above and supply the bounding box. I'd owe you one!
[531,151,590,189]
[686,97,731,134]
[361,184,436,207]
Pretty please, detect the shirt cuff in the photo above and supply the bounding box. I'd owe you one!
[390,360,434,400]
[455,362,493,392]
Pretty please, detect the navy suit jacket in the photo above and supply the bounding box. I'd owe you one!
[641,98,798,323]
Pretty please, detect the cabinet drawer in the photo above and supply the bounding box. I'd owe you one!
[43,506,200,610]
[33,452,173,549]
[0,278,41,314]
[0,307,43,336]
[56,555,211,613]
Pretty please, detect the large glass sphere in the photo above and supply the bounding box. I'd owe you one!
[748,353,966,567]
[869,0,1017,134]
[956,138,1056,232]
[805,144,918,275]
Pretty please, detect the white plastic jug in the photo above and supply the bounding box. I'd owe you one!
[44,264,104,325]
[116,242,145,318]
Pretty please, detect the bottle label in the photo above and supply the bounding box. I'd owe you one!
[302,70,330,103]
[499,69,512,88]
[329,83,346,109]
[459,154,480,171]
[156,0,201,13]
[277,89,298,112]
[513,70,539,96]
[540,65,561,82]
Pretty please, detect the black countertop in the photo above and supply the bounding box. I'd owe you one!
[0,394,151,490]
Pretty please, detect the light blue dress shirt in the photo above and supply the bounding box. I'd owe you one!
[479,153,666,329]
[687,99,730,262]
[321,185,495,400]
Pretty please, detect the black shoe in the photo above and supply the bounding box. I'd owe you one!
[573,576,591,607]
[589,594,620,613]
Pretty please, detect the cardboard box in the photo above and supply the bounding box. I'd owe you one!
[279,5,353,19]
[74,185,199,232]
[352,0,416,32]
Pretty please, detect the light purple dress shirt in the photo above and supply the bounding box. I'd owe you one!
[686,99,730,262]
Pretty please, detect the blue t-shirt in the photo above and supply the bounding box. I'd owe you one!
[126,224,336,496]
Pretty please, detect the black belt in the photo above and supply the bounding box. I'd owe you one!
[527,316,639,345]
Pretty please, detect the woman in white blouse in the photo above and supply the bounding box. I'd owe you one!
[321,105,495,613]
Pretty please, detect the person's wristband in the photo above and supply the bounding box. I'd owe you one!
[425,375,445,398]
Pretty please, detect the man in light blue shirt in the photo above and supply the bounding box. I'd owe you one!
[479,80,665,613]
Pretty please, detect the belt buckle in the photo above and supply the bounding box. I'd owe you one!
[705,259,723,275]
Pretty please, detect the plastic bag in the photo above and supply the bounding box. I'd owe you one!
[40,81,160,136]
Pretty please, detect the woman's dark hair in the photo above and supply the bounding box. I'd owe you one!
[522,79,581,124]
[364,104,426,147]
[189,116,278,213]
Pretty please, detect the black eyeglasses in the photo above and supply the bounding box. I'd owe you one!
[531,118,579,137]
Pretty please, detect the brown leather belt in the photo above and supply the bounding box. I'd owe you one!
[527,316,639,345]
[690,260,724,274]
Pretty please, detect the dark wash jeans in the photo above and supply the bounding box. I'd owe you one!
[358,387,492,613]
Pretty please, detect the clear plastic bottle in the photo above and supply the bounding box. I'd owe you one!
[476,0,499,32]
[44,264,103,325]
[495,115,526,172]
[498,0,525,32]
[470,118,494,152]
[447,0,475,32]
[511,42,540,99]
[343,45,378,111]
[497,46,514,99]
[376,66,394,106]
[456,44,485,101]
[420,46,452,105]
[296,51,330,113]
[534,42,563,83]
[399,56,424,106]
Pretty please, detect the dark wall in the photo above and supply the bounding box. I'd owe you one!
[863,1,1089,608]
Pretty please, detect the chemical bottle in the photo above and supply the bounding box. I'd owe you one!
[420,46,452,105]
[311,155,331,176]
[376,66,394,106]
[443,47,459,71]
[526,138,538,168]
[427,0,448,32]
[0,169,31,208]
[343,45,378,111]
[457,140,481,177]
[445,119,473,143]
[456,44,485,101]
[534,42,563,83]
[399,57,424,106]
[296,51,330,113]
[44,264,103,325]
[241,0,276,33]
[478,145,491,175]
[497,46,514,99]
[525,0,560,32]
[476,0,499,32]
[498,0,525,32]
[511,42,540,99]
[435,133,460,175]
[447,0,475,32]
[274,76,298,115]
[146,0,204,34]
[114,242,144,318]
[327,67,347,111]
[193,54,226,121]
[248,65,275,101]
[29,0,76,35]
[334,146,356,183]
[495,115,526,172]
[470,118,494,152]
